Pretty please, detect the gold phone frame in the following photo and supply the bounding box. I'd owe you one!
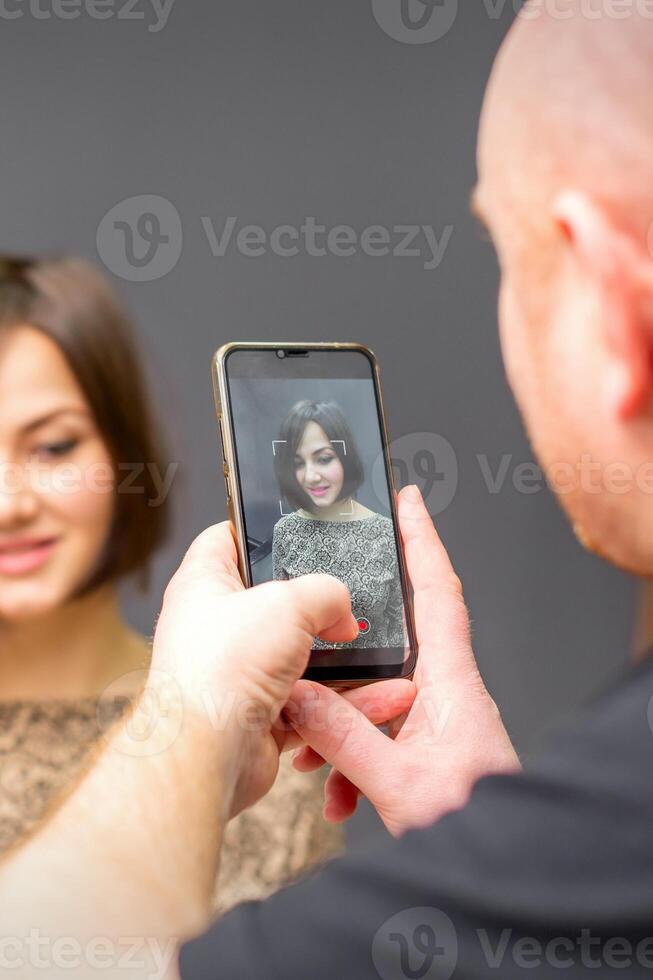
[211,341,417,686]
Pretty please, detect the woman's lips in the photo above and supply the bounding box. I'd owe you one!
[307,486,330,497]
[0,538,59,576]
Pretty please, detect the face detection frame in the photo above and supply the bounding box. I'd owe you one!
[272,437,354,517]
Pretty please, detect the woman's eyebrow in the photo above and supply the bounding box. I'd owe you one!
[21,407,89,433]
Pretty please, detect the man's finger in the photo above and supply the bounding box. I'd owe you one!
[398,485,461,589]
[283,574,359,644]
[285,680,395,801]
[342,678,416,724]
[324,768,360,823]
[398,485,476,683]
[174,522,244,595]
[287,679,415,759]
[292,744,324,770]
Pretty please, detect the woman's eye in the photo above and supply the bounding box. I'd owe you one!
[33,438,79,459]
[317,455,334,465]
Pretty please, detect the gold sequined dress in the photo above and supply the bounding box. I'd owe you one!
[0,698,343,913]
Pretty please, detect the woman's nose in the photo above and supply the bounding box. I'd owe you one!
[304,462,320,483]
[0,463,40,527]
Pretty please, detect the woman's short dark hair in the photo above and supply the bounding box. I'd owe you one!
[0,255,170,592]
[273,400,364,513]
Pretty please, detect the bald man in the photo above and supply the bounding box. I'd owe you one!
[3,5,653,979]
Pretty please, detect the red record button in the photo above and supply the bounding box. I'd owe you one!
[356,616,371,635]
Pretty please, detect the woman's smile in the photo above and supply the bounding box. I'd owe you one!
[0,535,60,576]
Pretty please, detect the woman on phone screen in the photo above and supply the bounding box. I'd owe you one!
[0,257,341,911]
[272,400,406,649]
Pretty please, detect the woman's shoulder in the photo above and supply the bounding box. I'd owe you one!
[357,512,397,545]
[272,512,310,549]
[273,512,304,535]
[369,511,393,524]
[373,514,395,538]
[357,508,394,529]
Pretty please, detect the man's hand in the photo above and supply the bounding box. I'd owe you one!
[149,522,415,816]
[289,485,520,837]
[0,521,416,968]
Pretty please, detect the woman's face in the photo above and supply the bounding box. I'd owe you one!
[294,421,345,510]
[0,325,115,622]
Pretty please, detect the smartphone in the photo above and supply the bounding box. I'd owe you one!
[211,342,417,687]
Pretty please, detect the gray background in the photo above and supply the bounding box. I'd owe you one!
[1,0,635,846]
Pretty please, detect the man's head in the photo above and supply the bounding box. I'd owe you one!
[476,2,653,576]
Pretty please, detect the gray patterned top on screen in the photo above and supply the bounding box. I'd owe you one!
[272,512,406,648]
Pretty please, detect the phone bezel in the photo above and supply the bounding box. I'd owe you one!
[212,341,418,687]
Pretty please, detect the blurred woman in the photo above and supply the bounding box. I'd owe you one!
[272,399,406,649]
[0,256,341,909]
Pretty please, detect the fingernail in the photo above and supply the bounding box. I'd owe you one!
[403,484,422,502]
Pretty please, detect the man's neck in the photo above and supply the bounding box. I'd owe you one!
[0,586,150,701]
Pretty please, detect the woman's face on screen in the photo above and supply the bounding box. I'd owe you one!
[294,421,345,510]
[0,325,115,623]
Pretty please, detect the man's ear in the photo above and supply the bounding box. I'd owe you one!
[553,190,653,421]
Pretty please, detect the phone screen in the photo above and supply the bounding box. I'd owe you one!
[222,346,415,681]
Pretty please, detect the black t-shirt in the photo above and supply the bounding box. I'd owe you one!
[180,655,653,979]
